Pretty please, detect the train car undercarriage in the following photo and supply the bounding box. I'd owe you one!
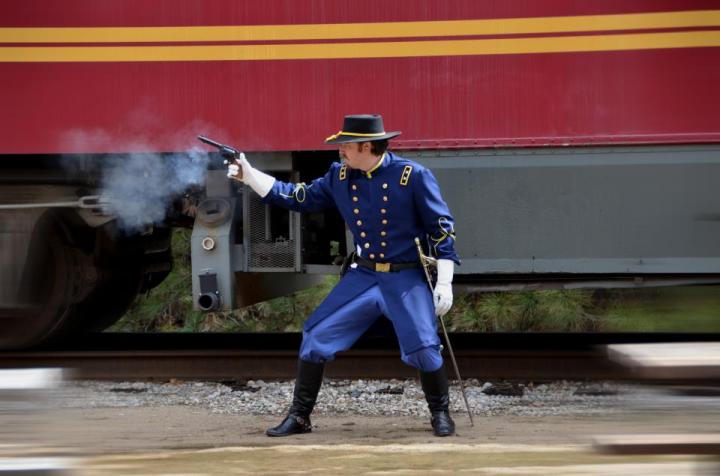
[1,144,719,348]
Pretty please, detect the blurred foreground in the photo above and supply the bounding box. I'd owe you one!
[0,368,718,475]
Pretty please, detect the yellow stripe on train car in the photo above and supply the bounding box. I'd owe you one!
[0,10,718,43]
[1,31,719,62]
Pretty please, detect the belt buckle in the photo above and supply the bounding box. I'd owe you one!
[375,262,391,273]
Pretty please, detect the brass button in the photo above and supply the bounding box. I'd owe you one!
[364,243,370,249]
[382,219,388,225]
[380,208,387,214]
[381,242,387,247]
[379,253,385,259]
[382,183,388,189]
[353,208,360,214]
[352,184,357,190]
[380,231,387,236]
[369,253,375,259]
[352,196,358,202]
[356,220,363,226]
[383,196,388,202]
[360,231,366,238]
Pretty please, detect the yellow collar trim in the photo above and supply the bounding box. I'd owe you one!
[365,153,385,178]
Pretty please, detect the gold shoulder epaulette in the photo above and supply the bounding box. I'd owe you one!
[400,165,413,186]
[339,164,347,181]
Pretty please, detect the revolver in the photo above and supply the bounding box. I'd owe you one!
[197,135,242,163]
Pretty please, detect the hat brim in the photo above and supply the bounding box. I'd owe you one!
[325,131,401,144]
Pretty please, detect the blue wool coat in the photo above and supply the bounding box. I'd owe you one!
[262,152,459,355]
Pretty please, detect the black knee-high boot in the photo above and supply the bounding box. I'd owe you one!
[420,366,456,437]
[266,359,324,437]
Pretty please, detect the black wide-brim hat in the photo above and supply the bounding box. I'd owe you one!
[325,114,401,144]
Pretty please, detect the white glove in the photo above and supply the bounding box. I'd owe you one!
[227,153,275,198]
[433,259,454,316]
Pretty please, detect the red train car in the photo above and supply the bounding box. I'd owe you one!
[3,1,720,153]
[2,1,720,347]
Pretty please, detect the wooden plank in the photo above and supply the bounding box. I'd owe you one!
[594,434,720,455]
[0,369,62,390]
[606,343,720,380]
[0,457,74,474]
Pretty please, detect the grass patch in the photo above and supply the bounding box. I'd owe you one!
[448,289,603,332]
[111,230,720,333]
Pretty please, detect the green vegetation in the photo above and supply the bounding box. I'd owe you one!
[111,230,720,333]
[448,289,602,332]
[111,229,202,332]
[601,286,720,332]
[111,229,339,333]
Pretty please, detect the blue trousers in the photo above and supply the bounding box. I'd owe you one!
[300,267,443,372]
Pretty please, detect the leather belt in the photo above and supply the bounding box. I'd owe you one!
[353,255,421,273]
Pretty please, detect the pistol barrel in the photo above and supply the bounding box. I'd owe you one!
[197,135,224,149]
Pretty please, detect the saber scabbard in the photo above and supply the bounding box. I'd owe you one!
[414,238,474,427]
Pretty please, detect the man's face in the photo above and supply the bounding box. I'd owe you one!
[339,142,371,169]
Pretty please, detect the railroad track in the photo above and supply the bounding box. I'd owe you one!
[1,332,717,381]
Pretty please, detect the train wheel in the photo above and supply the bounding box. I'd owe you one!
[0,210,152,349]
[66,221,147,334]
[0,210,84,348]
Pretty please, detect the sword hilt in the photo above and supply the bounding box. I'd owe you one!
[414,237,435,290]
[413,237,438,268]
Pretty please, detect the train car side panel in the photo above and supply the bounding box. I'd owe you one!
[2,1,719,153]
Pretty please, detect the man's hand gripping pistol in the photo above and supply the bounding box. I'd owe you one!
[197,135,275,197]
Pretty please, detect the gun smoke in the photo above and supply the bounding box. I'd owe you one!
[61,114,225,233]
[100,150,207,232]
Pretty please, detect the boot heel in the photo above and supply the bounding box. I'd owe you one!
[266,359,324,437]
[420,366,456,437]
[266,415,312,437]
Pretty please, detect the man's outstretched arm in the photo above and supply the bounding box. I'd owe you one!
[228,154,336,213]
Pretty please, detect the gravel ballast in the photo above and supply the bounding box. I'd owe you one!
[52,379,639,418]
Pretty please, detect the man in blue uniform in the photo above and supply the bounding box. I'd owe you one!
[227,115,460,437]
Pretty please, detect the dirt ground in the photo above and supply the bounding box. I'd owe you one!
[39,405,718,452]
[2,405,714,475]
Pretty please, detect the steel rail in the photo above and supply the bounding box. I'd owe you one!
[0,348,629,381]
[1,332,717,381]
